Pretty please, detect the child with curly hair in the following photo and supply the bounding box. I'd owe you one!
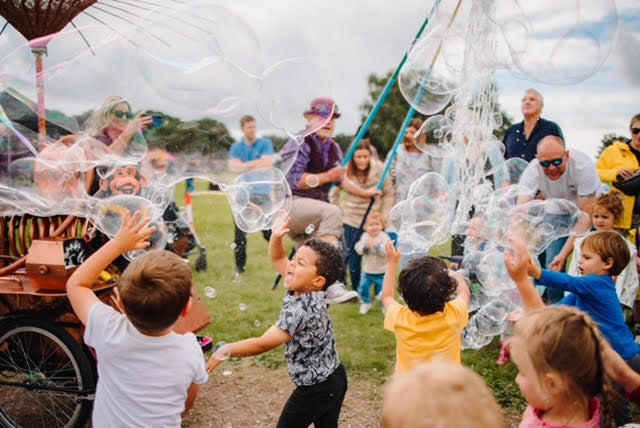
[381,241,471,373]
[207,215,348,427]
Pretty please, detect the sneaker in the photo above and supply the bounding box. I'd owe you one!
[375,293,382,301]
[326,282,359,304]
[359,303,372,314]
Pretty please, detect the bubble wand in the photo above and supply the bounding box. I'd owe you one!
[343,0,465,264]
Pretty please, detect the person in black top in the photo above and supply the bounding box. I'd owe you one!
[503,89,564,162]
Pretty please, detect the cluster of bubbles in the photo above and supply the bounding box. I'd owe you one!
[400,0,617,119]
[392,0,613,348]
[0,0,345,267]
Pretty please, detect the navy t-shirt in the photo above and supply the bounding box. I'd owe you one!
[503,118,564,162]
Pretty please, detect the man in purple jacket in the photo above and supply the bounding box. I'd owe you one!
[280,98,372,303]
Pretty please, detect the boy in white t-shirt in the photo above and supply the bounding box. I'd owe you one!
[66,211,207,427]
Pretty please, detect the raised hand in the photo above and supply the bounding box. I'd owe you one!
[112,210,156,253]
[385,240,401,265]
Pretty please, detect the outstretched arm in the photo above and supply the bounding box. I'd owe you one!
[381,241,401,310]
[504,237,545,311]
[206,325,290,373]
[449,270,470,308]
[66,211,155,325]
[269,214,291,278]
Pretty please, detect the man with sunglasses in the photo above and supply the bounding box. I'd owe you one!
[503,89,564,162]
[517,135,600,302]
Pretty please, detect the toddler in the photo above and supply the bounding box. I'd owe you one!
[354,212,391,314]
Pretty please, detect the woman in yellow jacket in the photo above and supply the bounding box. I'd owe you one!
[596,113,640,240]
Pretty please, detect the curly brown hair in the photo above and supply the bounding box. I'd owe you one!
[301,239,345,290]
[593,193,624,224]
[398,256,456,315]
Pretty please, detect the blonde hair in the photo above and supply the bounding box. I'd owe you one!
[86,95,132,137]
[512,306,616,427]
[366,212,387,229]
[381,361,503,428]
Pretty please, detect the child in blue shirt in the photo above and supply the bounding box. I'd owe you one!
[506,230,640,364]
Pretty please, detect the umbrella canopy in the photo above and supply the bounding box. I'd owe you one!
[0,1,98,41]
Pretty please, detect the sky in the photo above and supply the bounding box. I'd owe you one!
[0,0,638,161]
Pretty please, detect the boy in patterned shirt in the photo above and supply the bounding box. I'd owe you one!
[207,215,348,427]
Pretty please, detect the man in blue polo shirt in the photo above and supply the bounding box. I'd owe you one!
[228,115,274,275]
[503,89,564,162]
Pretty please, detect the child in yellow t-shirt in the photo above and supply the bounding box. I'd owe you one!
[381,241,471,373]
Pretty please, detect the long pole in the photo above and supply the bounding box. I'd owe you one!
[340,1,443,167]
[33,47,48,144]
[344,0,465,264]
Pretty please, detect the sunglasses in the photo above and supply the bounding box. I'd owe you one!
[113,110,134,120]
[539,157,564,168]
[632,128,640,135]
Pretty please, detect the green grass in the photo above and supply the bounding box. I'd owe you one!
[181,185,526,414]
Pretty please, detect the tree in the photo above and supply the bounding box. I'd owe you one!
[597,133,628,157]
[359,71,425,157]
[144,113,233,155]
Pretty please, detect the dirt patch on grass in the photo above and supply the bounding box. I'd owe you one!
[185,360,382,427]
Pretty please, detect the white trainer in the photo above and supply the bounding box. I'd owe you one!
[359,303,372,315]
[326,282,359,304]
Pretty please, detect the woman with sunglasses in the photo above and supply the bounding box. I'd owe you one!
[596,113,640,241]
[87,95,153,155]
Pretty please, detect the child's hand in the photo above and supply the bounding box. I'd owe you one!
[206,355,224,373]
[272,211,291,239]
[366,238,377,249]
[385,241,401,265]
[112,211,155,253]
[504,237,530,282]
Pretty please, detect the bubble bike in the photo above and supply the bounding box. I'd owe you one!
[0,211,211,428]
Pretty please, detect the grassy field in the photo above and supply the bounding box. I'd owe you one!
[183,186,527,417]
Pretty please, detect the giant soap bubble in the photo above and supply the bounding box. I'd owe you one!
[481,0,618,84]
[134,1,263,116]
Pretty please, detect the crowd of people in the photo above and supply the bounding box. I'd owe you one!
[53,90,640,427]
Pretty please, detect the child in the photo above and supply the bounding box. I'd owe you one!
[381,361,504,427]
[66,211,207,427]
[567,193,638,308]
[509,306,616,427]
[381,241,471,373]
[354,212,391,314]
[505,234,640,425]
[504,231,640,367]
[207,215,348,427]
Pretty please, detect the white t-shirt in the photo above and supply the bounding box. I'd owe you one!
[518,149,600,205]
[84,302,208,428]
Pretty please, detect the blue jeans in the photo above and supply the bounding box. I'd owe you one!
[343,224,364,290]
[358,273,384,303]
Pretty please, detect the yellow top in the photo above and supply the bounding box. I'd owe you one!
[384,297,469,373]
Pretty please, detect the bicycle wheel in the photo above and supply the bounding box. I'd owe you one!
[0,318,94,428]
